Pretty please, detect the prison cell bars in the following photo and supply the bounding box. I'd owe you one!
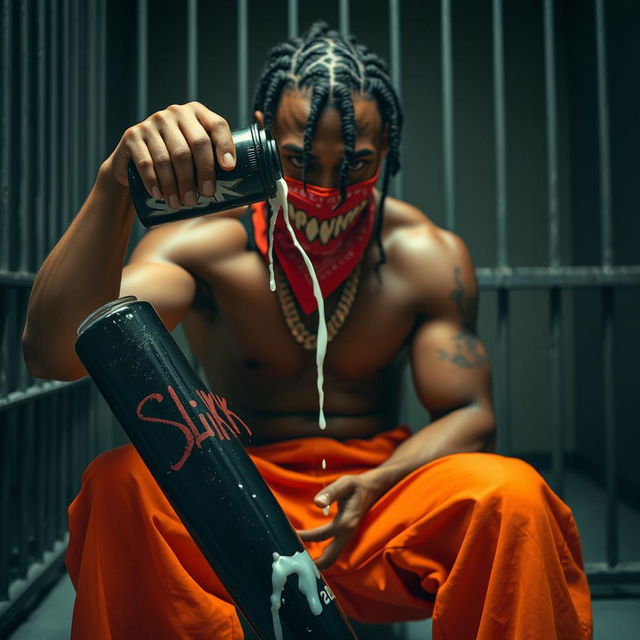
[2,0,640,634]
[0,0,121,635]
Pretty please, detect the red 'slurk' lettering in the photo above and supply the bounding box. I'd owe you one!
[136,393,194,472]
[136,386,252,472]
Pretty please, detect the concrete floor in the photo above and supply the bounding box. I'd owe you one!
[8,469,640,639]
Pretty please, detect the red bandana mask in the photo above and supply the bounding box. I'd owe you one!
[251,170,379,314]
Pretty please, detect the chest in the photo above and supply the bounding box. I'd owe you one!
[184,250,416,382]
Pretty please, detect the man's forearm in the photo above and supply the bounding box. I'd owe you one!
[23,162,135,380]
[374,404,496,489]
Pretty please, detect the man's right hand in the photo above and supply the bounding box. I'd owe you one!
[102,102,237,211]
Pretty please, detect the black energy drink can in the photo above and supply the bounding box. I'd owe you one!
[127,123,283,228]
[75,297,357,640]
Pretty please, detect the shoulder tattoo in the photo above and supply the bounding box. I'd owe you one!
[437,266,488,369]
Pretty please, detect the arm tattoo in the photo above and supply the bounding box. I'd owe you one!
[437,267,488,369]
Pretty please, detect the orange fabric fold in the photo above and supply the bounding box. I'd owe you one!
[66,426,592,639]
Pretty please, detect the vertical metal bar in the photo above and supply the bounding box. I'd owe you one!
[497,289,511,455]
[7,410,19,585]
[18,289,30,391]
[237,0,248,128]
[61,0,70,231]
[543,0,564,497]
[98,0,106,161]
[71,0,80,216]
[388,0,402,199]
[493,0,507,268]
[544,0,560,267]
[36,0,48,267]
[603,287,617,567]
[137,0,148,122]
[187,0,198,102]
[338,0,349,36]
[550,289,564,497]
[288,0,298,39]
[492,0,510,456]
[57,389,69,540]
[0,411,10,599]
[595,0,617,569]
[595,0,612,268]
[441,0,455,231]
[34,397,47,557]
[86,0,96,176]
[19,0,31,272]
[48,0,60,250]
[6,287,17,393]
[46,391,58,549]
[0,0,11,272]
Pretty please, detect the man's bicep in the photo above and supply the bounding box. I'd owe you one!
[409,319,492,418]
[120,261,196,332]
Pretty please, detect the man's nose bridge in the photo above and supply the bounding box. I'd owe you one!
[312,165,340,189]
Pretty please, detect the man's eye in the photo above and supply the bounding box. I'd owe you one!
[288,156,304,168]
[348,160,366,171]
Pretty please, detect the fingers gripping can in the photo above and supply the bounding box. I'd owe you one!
[127,123,283,228]
[75,297,357,640]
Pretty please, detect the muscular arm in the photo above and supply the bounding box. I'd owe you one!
[375,228,495,487]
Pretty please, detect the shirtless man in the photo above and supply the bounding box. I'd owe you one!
[23,22,592,640]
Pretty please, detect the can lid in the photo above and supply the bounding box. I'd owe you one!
[77,296,139,336]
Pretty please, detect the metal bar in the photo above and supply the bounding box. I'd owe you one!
[57,389,69,540]
[45,391,58,551]
[7,409,19,586]
[36,0,47,268]
[137,0,148,121]
[98,0,106,160]
[585,562,640,585]
[603,287,618,567]
[475,265,640,288]
[237,0,248,128]
[0,287,8,399]
[288,0,298,39]
[48,0,60,249]
[595,0,613,267]
[0,271,34,286]
[544,0,560,267]
[388,0,402,199]
[86,0,96,178]
[187,0,198,102]
[19,0,31,272]
[5,288,17,395]
[34,397,47,560]
[441,0,455,231]
[0,412,10,599]
[338,0,349,36]
[0,0,11,271]
[70,0,79,217]
[17,289,29,392]
[493,0,507,268]
[496,289,511,455]
[0,378,90,412]
[550,288,564,498]
[61,0,70,230]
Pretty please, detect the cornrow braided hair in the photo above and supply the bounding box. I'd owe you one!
[253,20,403,277]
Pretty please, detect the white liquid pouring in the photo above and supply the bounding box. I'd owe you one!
[268,178,327,430]
[270,551,323,640]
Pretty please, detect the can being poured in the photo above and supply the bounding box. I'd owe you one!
[128,123,283,228]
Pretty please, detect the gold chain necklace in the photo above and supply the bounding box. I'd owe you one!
[274,264,362,350]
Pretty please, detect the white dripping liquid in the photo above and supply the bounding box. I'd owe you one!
[270,551,323,640]
[268,178,327,430]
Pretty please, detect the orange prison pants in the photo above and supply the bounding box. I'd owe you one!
[66,426,593,639]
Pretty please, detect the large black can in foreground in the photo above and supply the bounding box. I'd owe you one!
[75,296,357,640]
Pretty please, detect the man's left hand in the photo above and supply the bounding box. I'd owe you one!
[296,469,392,571]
